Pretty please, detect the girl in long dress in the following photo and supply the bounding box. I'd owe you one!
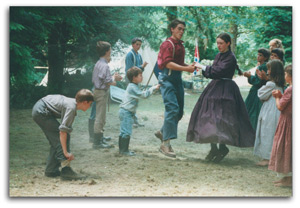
[243,48,270,131]
[253,60,285,166]
[186,33,255,163]
[269,64,292,187]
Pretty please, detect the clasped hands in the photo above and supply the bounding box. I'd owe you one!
[113,73,123,81]
[272,89,282,99]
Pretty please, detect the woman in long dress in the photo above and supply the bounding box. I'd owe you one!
[186,33,255,163]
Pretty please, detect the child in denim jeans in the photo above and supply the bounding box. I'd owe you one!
[119,67,160,156]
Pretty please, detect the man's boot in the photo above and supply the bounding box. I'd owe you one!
[119,136,135,156]
[88,119,95,143]
[60,166,86,181]
[93,133,113,149]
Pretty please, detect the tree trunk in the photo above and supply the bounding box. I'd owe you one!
[164,7,178,37]
[229,7,239,54]
[166,6,177,22]
[47,23,67,94]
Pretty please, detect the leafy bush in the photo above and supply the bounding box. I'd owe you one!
[10,84,48,109]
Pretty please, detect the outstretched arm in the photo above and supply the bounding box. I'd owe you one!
[166,61,195,73]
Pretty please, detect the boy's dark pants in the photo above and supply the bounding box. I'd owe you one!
[32,99,70,175]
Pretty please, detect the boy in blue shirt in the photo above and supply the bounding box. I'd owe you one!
[119,67,160,156]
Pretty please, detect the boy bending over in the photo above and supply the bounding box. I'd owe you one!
[32,89,93,180]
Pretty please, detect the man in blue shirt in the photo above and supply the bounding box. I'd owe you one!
[125,38,148,76]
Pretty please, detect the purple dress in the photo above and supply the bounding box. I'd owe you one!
[186,50,255,147]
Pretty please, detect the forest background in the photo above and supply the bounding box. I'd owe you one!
[9,6,292,108]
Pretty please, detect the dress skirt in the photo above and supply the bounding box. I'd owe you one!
[245,87,262,131]
[268,86,292,174]
[187,79,255,147]
[268,113,292,174]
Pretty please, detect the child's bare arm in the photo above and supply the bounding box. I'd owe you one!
[272,90,284,111]
[60,131,74,161]
[275,97,284,111]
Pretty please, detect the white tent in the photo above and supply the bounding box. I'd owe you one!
[109,42,159,86]
[38,67,87,86]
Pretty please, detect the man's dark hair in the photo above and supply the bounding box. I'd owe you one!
[131,37,142,44]
[168,19,186,34]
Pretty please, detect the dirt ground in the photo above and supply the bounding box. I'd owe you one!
[9,89,292,197]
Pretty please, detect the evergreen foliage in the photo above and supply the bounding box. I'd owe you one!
[9,6,292,108]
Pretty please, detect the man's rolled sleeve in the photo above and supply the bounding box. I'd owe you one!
[59,124,73,134]
[59,108,76,134]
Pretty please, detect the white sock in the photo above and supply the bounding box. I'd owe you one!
[163,139,170,147]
